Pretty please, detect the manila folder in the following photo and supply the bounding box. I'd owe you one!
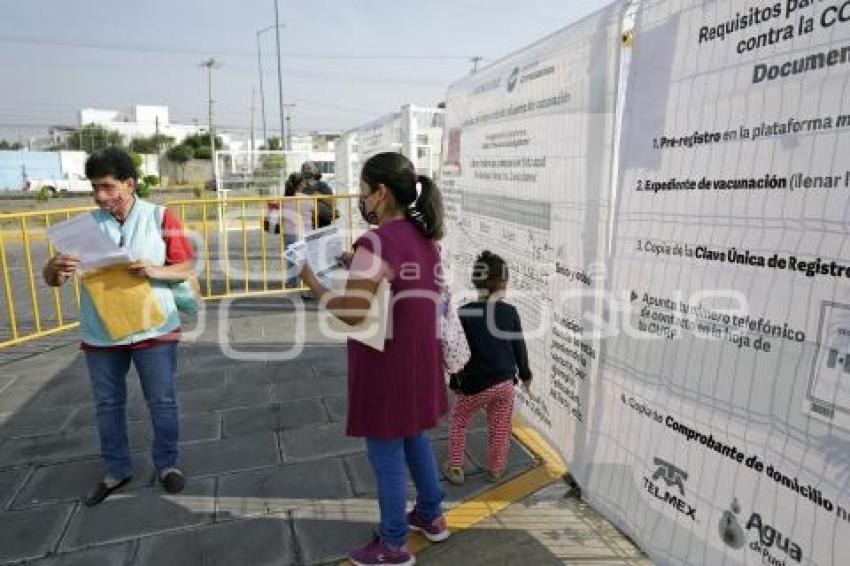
[81,263,166,340]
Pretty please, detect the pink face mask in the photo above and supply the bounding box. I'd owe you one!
[100,193,127,216]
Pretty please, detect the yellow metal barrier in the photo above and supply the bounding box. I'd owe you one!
[0,194,359,349]
[167,194,358,300]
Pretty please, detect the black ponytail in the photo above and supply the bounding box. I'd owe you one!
[361,152,445,241]
[408,174,444,240]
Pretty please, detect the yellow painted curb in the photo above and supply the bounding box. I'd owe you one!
[423,420,567,546]
[340,418,567,563]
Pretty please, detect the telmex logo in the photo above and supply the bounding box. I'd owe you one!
[652,457,687,496]
[642,457,696,520]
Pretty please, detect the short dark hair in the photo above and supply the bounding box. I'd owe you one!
[472,250,508,294]
[285,172,303,197]
[85,147,138,181]
[301,161,320,181]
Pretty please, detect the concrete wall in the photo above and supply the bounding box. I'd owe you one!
[160,158,212,185]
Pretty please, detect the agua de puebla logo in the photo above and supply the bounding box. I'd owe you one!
[719,498,803,564]
[642,457,697,521]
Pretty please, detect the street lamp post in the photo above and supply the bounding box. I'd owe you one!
[256,23,286,149]
[200,58,222,191]
[256,29,268,145]
[283,103,296,152]
[274,0,286,152]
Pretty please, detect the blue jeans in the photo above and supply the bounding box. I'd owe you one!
[366,432,445,548]
[85,342,180,480]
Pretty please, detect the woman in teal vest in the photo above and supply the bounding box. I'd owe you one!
[43,147,196,506]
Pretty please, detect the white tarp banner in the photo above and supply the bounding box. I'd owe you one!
[441,2,623,476]
[585,0,850,564]
[355,112,402,162]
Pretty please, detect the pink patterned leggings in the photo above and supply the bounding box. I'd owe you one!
[447,380,515,474]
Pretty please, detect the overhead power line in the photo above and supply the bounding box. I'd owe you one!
[0,35,474,61]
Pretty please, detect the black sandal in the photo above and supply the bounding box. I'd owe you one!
[84,476,131,507]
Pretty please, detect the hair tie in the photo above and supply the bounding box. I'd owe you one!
[404,174,421,209]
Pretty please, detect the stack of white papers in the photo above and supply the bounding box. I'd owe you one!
[45,213,132,270]
[286,224,390,351]
[284,224,345,280]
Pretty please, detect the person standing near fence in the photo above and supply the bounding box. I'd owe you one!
[281,173,313,288]
[42,147,195,506]
[301,160,336,228]
[299,152,449,565]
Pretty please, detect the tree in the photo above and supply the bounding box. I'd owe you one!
[193,145,213,160]
[166,144,194,183]
[129,134,174,154]
[179,132,223,161]
[66,124,124,152]
[130,152,144,171]
[0,140,23,150]
[167,144,194,162]
[253,153,285,188]
[262,137,282,151]
[36,186,52,202]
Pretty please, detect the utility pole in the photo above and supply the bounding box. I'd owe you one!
[470,56,483,74]
[200,57,222,191]
[283,103,296,152]
[155,115,163,182]
[250,86,256,173]
[273,0,286,152]
[256,29,268,145]
[256,23,286,149]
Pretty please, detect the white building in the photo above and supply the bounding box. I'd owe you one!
[78,105,241,149]
[335,104,444,194]
[288,132,339,178]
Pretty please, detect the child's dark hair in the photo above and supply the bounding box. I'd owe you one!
[471,250,508,295]
[85,146,138,181]
[361,152,444,240]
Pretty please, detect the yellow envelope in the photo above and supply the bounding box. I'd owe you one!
[81,263,166,340]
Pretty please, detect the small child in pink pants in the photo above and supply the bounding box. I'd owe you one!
[444,251,532,484]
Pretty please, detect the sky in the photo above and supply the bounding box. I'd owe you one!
[0,0,615,143]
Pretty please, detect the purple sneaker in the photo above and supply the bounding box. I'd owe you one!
[407,508,450,542]
[348,532,415,566]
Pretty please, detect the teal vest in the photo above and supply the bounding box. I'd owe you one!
[79,198,180,345]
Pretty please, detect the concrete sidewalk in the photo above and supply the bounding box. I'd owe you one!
[0,301,647,565]
[416,482,650,565]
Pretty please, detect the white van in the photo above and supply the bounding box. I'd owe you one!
[23,173,92,195]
